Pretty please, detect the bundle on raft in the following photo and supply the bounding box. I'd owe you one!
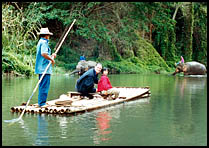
[11,87,151,115]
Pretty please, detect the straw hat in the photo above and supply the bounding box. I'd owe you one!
[37,27,53,35]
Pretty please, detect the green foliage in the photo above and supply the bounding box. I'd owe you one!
[2,3,41,76]
[2,51,34,77]
[135,36,170,70]
[2,3,42,53]
[2,2,207,77]
[101,60,144,74]
[63,63,77,70]
[192,3,207,66]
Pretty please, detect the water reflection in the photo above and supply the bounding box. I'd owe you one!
[171,76,207,141]
[175,76,206,99]
[57,116,68,139]
[94,111,112,144]
[34,114,49,146]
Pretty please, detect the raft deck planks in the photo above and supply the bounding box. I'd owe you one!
[11,87,151,115]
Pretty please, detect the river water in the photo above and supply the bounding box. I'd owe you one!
[2,73,207,146]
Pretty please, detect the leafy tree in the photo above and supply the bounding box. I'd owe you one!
[2,2,207,76]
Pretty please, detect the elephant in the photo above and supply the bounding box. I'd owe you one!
[70,60,97,76]
[172,61,207,76]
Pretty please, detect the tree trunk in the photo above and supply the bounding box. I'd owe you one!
[182,2,194,61]
[172,3,182,20]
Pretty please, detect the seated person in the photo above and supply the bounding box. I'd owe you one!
[180,56,184,64]
[80,55,86,61]
[97,67,120,99]
[176,56,184,66]
[76,63,102,99]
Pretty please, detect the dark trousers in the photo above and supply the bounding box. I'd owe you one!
[79,87,96,98]
[38,74,50,106]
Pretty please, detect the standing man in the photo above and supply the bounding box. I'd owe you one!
[35,28,56,107]
[76,63,102,99]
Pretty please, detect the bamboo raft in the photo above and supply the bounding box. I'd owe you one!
[11,87,151,115]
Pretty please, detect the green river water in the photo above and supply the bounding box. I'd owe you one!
[2,73,207,146]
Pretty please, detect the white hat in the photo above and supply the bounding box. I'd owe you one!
[37,27,53,35]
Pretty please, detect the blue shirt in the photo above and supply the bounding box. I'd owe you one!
[35,38,52,74]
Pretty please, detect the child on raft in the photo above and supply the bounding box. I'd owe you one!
[97,67,120,100]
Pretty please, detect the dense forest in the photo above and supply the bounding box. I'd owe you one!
[2,2,207,76]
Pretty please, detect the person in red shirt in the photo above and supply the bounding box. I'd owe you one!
[97,68,120,99]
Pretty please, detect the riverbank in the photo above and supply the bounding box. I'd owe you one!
[2,66,68,77]
[2,65,174,78]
